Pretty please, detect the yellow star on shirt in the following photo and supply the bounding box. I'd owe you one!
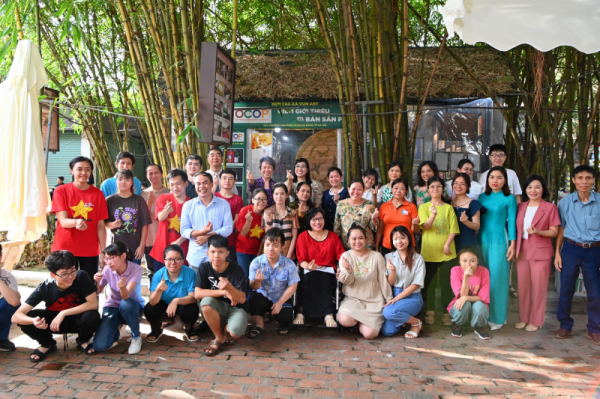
[250,224,264,238]
[70,200,93,220]
[168,215,181,233]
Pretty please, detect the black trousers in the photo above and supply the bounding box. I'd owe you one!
[423,259,456,312]
[144,301,199,334]
[248,291,293,326]
[145,246,158,282]
[19,309,101,348]
[76,256,99,280]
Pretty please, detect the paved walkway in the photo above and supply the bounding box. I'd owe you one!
[1,297,598,399]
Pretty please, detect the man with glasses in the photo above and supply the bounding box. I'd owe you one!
[12,250,101,362]
[149,169,190,283]
[181,172,233,268]
[446,159,484,200]
[478,144,522,203]
[206,147,239,195]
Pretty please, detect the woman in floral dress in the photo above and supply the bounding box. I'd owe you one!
[334,179,379,249]
[414,161,448,207]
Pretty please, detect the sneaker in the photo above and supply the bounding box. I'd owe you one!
[475,328,490,340]
[128,336,142,354]
[0,340,15,352]
[451,324,463,338]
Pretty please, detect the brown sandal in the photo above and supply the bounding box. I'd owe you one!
[203,339,224,357]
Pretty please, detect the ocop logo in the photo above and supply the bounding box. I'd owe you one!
[234,109,272,123]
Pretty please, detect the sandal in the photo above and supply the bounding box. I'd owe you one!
[223,330,236,345]
[30,344,57,363]
[276,324,290,336]
[425,311,435,325]
[293,313,305,325]
[83,343,96,356]
[324,314,338,328]
[405,320,422,339]
[203,339,224,357]
[184,329,200,342]
[263,312,272,323]
[146,330,163,343]
[247,326,265,339]
[510,286,519,298]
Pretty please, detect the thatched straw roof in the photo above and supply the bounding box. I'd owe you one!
[235,48,514,101]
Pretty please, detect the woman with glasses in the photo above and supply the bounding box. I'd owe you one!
[144,245,199,343]
[289,182,315,234]
[285,158,323,207]
[236,188,269,285]
[295,208,346,327]
[89,242,145,355]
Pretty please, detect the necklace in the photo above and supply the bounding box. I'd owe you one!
[452,198,470,208]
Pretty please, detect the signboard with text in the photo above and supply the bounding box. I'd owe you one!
[233,101,342,129]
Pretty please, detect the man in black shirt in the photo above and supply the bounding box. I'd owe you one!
[195,235,247,356]
[12,250,100,362]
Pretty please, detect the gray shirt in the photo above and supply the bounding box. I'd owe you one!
[384,251,425,293]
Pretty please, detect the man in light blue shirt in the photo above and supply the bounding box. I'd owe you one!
[181,172,233,267]
[100,151,142,196]
[554,164,600,344]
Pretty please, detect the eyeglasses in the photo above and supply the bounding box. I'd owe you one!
[490,154,506,158]
[56,270,77,279]
[311,217,324,223]
[253,198,267,203]
[295,165,308,169]
[460,168,474,173]
[164,258,183,263]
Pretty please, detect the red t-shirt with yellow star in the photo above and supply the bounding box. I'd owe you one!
[150,193,190,262]
[235,205,265,255]
[51,183,109,257]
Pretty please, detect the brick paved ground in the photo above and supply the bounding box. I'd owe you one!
[1,306,599,399]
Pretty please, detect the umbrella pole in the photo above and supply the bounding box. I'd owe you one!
[44,102,54,169]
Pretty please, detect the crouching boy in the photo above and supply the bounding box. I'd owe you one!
[194,235,247,356]
[12,250,100,362]
[247,228,299,338]
[448,248,491,340]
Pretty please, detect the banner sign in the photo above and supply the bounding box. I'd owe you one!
[233,101,342,129]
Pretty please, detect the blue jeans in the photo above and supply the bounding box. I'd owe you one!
[131,258,142,266]
[450,301,489,328]
[93,298,143,352]
[558,241,600,333]
[237,252,257,299]
[0,298,19,340]
[381,288,423,337]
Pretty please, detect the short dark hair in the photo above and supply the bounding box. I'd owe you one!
[208,147,223,157]
[69,156,94,171]
[163,244,184,259]
[388,161,403,173]
[57,176,65,181]
[523,175,550,199]
[458,247,479,262]
[103,241,133,262]
[293,158,313,184]
[219,169,236,179]
[259,156,276,169]
[146,164,163,174]
[167,168,188,183]
[484,166,511,196]
[489,144,507,155]
[417,161,440,187]
[194,171,213,183]
[348,178,364,189]
[362,168,378,185]
[116,151,136,166]
[456,159,474,170]
[452,173,471,194]
[141,181,150,188]
[327,166,342,178]
[306,207,325,230]
[252,188,268,198]
[573,164,596,178]
[185,154,203,167]
[347,223,366,240]
[264,227,286,246]
[45,250,77,274]
[427,176,445,188]
[391,178,409,192]
[207,234,229,250]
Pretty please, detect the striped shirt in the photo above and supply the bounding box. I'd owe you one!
[264,206,299,257]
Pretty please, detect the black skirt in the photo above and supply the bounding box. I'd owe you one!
[297,269,337,319]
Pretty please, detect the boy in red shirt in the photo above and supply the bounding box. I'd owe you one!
[150,169,190,282]
[51,156,108,279]
[215,169,243,263]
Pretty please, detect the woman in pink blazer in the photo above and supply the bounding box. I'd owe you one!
[515,175,561,331]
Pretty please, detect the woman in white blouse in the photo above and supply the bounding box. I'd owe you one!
[381,225,425,338]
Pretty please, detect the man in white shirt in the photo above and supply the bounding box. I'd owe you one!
[478,144,522,203]
[446,159,484,200]
[206,147,239,195]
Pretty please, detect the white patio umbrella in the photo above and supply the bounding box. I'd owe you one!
[0,39,50,243]
[439,0,600,54]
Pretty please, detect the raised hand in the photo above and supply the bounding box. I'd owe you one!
[218,277,231,291]
[460,211,468,223]
[117,276,127,289]
[245,210,253,221]
[286,170,293,181]
[156,278,168,292]
[429,205,437,217]
[93,272,103,284]
[202,221,213,235]
[33,316,48,330]
[387,258,396,273]
[526,224,539,236]
[333,191,340,203]
[163,200,174,215]
[464,266,474,277]
[247,169,255,183]
[75,219,88,231]
[412,216,420,226]
[264,209,275,224]
[254,269,265,283]
[340,256,352,274]
[372,185,378,196]
[372,209,380,221]
[113,219,123,229]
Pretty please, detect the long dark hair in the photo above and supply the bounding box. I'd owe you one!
[390,225,416,271]
[103,241,134,262]
[417,161,440,187]
[115,169,135,194]
[295,181,315,208]
[272,182,289,206]
[523,174,550,199]
[293,158,313,184]
[484,166,511,196]
[452,173,471,194]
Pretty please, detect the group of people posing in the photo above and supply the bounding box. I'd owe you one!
[1,144,599,362]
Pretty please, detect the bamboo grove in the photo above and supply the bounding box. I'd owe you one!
[1,0,600,199]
